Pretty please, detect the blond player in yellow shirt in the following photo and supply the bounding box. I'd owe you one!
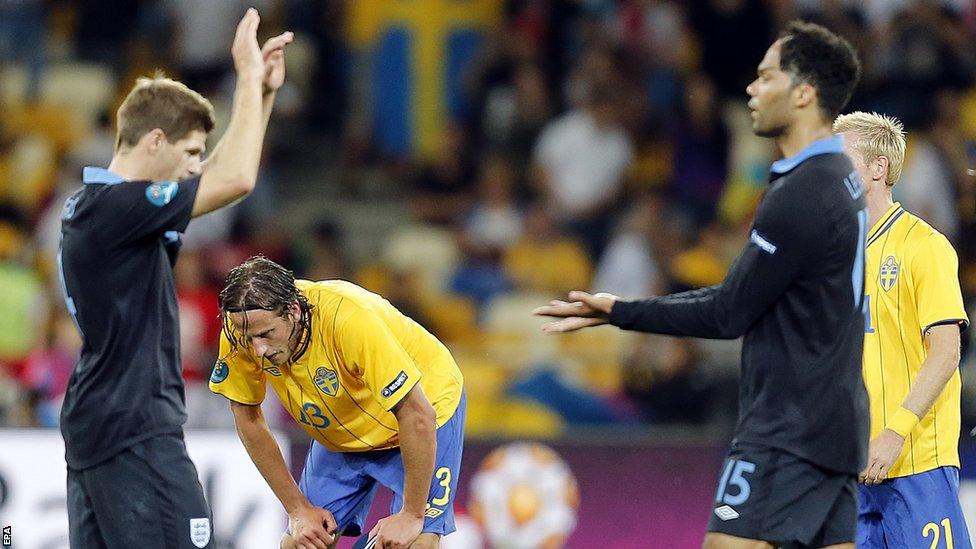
[209,256,464,549]
[834,112,971,548]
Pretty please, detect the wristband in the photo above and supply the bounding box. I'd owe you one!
[887,407,920,439]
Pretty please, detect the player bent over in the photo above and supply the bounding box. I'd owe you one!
[210,256,465,549]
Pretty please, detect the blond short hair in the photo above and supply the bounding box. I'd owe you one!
[116,72,215,150]
[833,111,906,186]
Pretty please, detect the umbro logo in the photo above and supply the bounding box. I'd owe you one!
[714,505,740,521]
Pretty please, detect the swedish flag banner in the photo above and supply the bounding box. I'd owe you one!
[347,0,501,157]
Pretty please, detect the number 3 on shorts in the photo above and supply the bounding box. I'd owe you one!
[715,459,757,506]
[430,467,452,506]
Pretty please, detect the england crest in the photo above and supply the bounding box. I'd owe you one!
[189,518,211,548]
[879,256,899,292]
[314,367,340,397]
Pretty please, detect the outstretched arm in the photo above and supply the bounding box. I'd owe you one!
[535,180,832,339]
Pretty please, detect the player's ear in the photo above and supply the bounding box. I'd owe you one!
[793,82,815,109]
[874,155,889,182]
[145,128,166,154]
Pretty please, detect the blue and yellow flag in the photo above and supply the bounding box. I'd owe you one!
[347,0,502,157]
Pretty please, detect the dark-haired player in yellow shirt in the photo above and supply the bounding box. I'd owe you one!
[834,112,972,548]
[209,256,464,549]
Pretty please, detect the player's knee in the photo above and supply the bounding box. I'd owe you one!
[702,533,724,549]
[280,533,297,549]
[408,533,440,549]
[702,532,773,549]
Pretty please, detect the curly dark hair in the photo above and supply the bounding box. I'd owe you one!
[218,256,313,362]
[778,21,861,121]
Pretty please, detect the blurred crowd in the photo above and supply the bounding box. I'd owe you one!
[3,0,976,441]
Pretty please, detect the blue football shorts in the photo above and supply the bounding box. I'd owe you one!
[858,466,972,549]
[298,393,466,538]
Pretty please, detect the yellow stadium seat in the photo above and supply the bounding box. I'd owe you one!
[453,353,507,399]
[419,293,478,343]
[2,102,78,154]
[382,224,459,295]
[39,62,115,129]
[0,134,57,213]
[465,396,564,439]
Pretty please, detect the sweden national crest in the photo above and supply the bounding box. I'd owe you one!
[314,367,340,397]
[879,256,899,292]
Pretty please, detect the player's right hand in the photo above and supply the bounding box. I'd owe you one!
[532,291,618,333]
[859,428,905,485]
[288,503,337,549]
[231,8,266,81]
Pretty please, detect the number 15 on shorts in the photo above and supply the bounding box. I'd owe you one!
[716,459,757,506]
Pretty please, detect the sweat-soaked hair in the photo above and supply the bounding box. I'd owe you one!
[218,256,313,362]
[778,21,861,122]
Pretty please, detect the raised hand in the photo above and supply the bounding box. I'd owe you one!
[261,31,294,94]
[231,8,266,81]
[532,291,618,333]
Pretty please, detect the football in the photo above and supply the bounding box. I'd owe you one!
[468,442,580,548]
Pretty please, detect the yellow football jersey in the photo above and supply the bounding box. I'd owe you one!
[210,280,464,453]
[863,203,969,478]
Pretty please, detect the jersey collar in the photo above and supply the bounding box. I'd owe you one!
[867,202,905,247]
[82,166,125,185]
[769,134,845,176]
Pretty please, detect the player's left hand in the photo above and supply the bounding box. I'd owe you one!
[368,511,424,549]
[532,291,618,333]
[859,428,905,485]
[261,31,294,94]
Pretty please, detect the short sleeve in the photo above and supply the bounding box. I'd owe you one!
[96,177,200,247]
[912,232,969,333]
[336,308,422,411]
[208,329,267,405]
